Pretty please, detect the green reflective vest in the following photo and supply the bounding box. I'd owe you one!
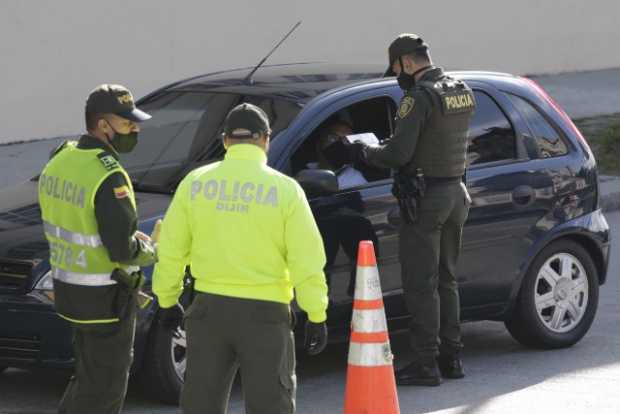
[38,141,136,324]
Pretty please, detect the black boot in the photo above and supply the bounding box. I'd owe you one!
[437,354,465,379]
[395,359,442,386]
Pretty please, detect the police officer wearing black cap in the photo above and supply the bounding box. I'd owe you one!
[153,103,329,413]
[351,34,476,386]
[39,84,158,413]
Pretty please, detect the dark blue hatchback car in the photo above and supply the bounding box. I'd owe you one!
[0,64,610,403]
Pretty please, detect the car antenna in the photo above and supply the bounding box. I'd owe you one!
[244,20,302,85]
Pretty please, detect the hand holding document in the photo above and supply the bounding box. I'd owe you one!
[345,133,380,146]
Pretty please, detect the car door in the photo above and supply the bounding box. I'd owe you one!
[381,82,545,320]
[456,83,544,319]
[276,86,406,337]
[505,91,587,225]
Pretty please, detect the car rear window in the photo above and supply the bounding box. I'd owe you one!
[120,91,301,191]
[120,92,230,189]
[467,91,517,166]
[506,93,569,158]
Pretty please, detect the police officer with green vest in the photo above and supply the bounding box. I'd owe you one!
[152,103,329,414]
[350,34,475,386]
[38,84,158,413]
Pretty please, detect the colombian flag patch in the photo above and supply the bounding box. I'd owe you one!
[113,185,130,199]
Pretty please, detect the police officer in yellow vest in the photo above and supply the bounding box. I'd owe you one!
[38,84,158,414]
[153,103,329,414]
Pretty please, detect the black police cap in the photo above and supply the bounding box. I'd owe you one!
[384,33,429,77]
[223,103,271,139]
[85,84,151,122]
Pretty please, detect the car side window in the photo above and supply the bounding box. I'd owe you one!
[290,96,395,188]
[506,93,569,158]
[467,91,518,166]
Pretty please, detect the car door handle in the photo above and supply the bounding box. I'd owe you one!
[512,185,534,206]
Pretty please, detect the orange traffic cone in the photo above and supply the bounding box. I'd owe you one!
[344,240,400,414]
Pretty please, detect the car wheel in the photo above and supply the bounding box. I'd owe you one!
[141,323,186,404]
[505,239,599,349]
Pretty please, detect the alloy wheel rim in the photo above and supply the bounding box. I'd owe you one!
[171,327,187,381]
[534,252,589,333]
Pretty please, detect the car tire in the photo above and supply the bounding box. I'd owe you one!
[140,322,186,405]
[505,239,599,349]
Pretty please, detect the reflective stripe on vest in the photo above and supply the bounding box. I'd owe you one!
[43,221,103,248]
[51,267,117,286]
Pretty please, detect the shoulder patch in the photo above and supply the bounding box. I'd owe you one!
[97,152,120,171]
[398,96,415,119]
[113,185,131,199]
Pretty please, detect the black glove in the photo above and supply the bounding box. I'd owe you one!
[304,321,328,356]
[347,142,367,166]
[131,238,158,267]
[159,303,185,328]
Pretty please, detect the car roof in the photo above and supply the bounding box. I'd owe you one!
[163,63,384,104]
[158,63,529,105]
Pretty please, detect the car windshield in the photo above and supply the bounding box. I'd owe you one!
[121,91,301,192]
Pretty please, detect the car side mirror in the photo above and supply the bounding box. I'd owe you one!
[295,169,339,197]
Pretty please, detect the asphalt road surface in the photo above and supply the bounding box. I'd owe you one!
[1,211,619,414]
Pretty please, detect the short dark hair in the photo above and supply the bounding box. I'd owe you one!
[224,134,268,147]
[85,110,104,131]
[405,49,431,65]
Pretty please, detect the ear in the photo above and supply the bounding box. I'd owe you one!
[97,117,109,132]
[264,134,270,152]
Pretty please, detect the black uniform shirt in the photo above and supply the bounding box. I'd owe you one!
[364,68,444,169]
[74,135,139,263]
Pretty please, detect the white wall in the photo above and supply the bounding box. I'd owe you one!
[1,0,619,144]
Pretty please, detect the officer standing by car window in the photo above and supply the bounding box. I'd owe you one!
[38,84,158,413]
[152,103,329,414]
[350,34,476,386]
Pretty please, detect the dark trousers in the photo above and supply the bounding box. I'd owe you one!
[58,301,136,414]
[181,293,296,414]
[399,181,470,360]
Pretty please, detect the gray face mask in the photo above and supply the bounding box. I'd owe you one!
[105,121,138,153]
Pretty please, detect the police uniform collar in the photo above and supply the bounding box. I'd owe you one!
[419,67,445,82]
[224,144,267,163]
[77,135,120,160]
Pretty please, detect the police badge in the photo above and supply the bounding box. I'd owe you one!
[398,96,415,119]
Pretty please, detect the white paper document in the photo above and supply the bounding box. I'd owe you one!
[345,133,380,146]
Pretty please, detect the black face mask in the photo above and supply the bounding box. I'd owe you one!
[323,140,351,169]
[105,121,138,153]
[397,72,416,91]
[396,60,433,91]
